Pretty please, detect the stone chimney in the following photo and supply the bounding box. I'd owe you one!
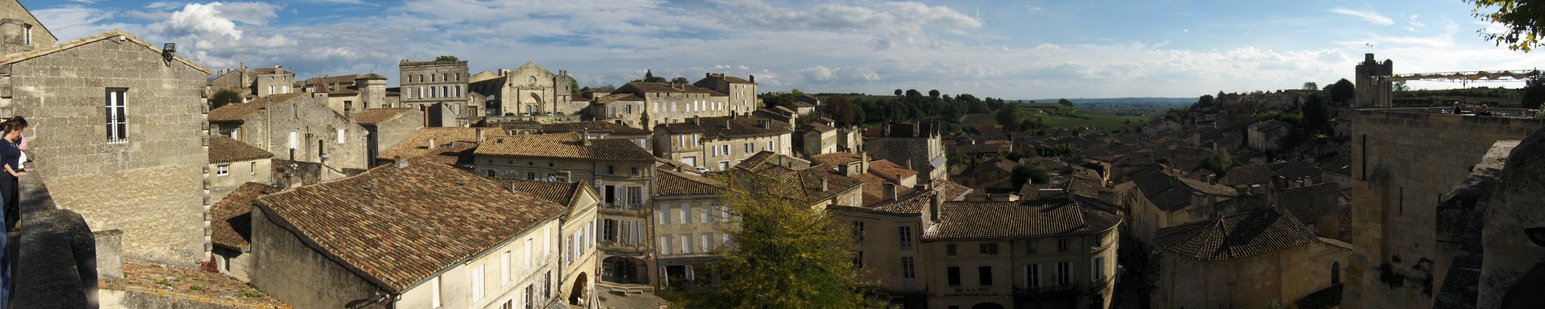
[885,183,898,201]
[476,128,485,143]
[1207,173,1217,185]
[749,75,755,83]
[508,182,519,194]
[394,156,408,168]
[581,131,592,146]
[427,138,436,149]
[821,177,829,192]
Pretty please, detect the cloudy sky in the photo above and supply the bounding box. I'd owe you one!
[29,0,1542,99]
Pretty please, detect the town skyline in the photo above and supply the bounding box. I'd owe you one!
[31,0,1537,99]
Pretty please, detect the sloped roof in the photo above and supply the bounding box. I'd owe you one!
[867,159,917,183]
[925,199,1121,240]
[655,116,793,138]
[656,167,728,196]
[0,30,209,74]
[352,108,416,125]
[616,82,725,96]
[592,93,645,105]
[729,164,862,204]
[211,182,280,250]
[474,132,655,162]
[209,135,273,164]
[541,120,650,135]
[485,178,588,207]
[375,127,489,166]
[254,159,567,293]
[1155,209,1318,261]
[208,93,310,122]
[809,152,862,167]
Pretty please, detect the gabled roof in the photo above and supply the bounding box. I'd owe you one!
[924,199,1121,240]
[375,127,491,166]
[211,182,279,250]
[207,93,310,122]
[655,116,793,139]
[209,135,273,164]
[254,159,567,293]
[1155,209,1318,261]
[473,132,655,162]
[541,120,650,135]
[352,108,416,125]
[592,93,645,105]
[656,167,728,196]
[728,164,862,204]
[0,30,209,74]
[485,178,590,207]
[809,152,862,167]
[616,82,725,96]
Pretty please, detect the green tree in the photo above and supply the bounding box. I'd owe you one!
[1330,78,1356,104]
[1011,164,1050,189]
[1301,94,1330,133]
[928,89,941,99]
[671,77,690,84]
[683,176,876,308]
[1193,94,1215,110]
[1058,98,1074,107]
[894,89,903,97]
[1303,82,1319,91]
[433,55,459,62]
[823,96,857,125]
[1203,149,1239,173]
[1466,0,1545,52]
[636,70,667,83]
[640,110,651,128]
[995,102,1022,132]
[210,89,243,110]
[1523,71,1545,108]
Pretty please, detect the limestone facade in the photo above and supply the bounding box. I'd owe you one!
[691,73,757,115]
[208,93,372,176]
[0,29,211,263]
[650,168,734,288]
[400,59,473,125]
[252,66,295,97]
[1348,109,1544,308]
[865,122,948,183]
[612,82,732,128]
[0,0,55,54]
[652,116,794,171]
[468,62,577,117]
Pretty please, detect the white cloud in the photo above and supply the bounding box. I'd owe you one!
[1331,8,1394,26]
[31,5,127,40]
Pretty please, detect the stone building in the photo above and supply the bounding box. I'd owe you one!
[866,121,948,183]
[472,132,656,207]
[922,192,1122,309]
[799,121,838,157]
[1120,169,1242,245]
[251,159,574,308]
[652,115,794,171]
[691,73,757,115]
[1354,53,1393,108]
[309,73,391,115]
[375,127,494,168]
[611,81,731,128]
[251,66,295,98]
[651,168,734,288]
[351,107,423,163]
[587,92,647,128]
[1247,120,1293,153]
[1347,109,1544,308]
[0,28,212,263]
[209,182,279,282]
[0,0,54,54]
[207,135,274,202]
[467,62,577,117]
[1152,209,1351,308]
[493,178,602,308]
[208,92,371,177]
[399,58,474,125]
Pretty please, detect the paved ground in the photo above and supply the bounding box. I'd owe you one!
[595,282,671,309]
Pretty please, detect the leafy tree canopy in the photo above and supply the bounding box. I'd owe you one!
[210,89,243,110]
[433,55,459,62]
[1467,0,1545,52]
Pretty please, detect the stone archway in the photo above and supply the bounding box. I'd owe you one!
[568,272,589,306]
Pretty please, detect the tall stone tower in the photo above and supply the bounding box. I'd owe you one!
[1355,53,1393,108]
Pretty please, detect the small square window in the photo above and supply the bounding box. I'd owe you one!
[216,165,229,176]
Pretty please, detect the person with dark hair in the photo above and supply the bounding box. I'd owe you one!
[0,116,24,309]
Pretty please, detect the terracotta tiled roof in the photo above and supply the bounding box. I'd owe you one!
[805,122,835,133]
[302,74,360,89]
[934,179,973,201]
[1220,164,1275,186]
[352,108,416,125]
[867,160,917,182]
[209,135,273,164]
[254,159,567,293]
[473,132,655,162]
[593,93,645,105]
[734,151,780,170]
[1155,209,1317,261]
[924,199,1121,240]
[617,82,725,96]
[485,178,586,207]
[656,116,793,139]
[211,182,279,250]
[375,127,492,166]
[809,153,862,167]
[729,164,862,204]
[656,168,728,196]
[208,93,310,122]
[541,121,650,135]
[1128,169,1236,212]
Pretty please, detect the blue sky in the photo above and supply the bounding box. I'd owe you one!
[29,0,1542,99]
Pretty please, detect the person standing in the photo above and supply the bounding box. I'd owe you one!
[0,117,27,232]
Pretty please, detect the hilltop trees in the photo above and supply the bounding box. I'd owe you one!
[433,55,459,61]
[636,70,668,83]
[1058,98,1074,107]
[1466,0,1545,52]
[1300,94,1331,134]
[996,102,1023,131]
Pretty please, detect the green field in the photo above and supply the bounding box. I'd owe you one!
[959,104,1148,131]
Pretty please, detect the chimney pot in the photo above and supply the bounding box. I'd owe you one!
[428,138,436,149]
[394,156,408,168]
[886,183,899,201]
[821,178,829,192]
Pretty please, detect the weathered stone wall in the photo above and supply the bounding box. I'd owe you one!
[364,110,424,163]
[249,207,381,308]
[866,137,946,183]
[1155,239,1350,308]
[1478,128,1545,308]
[1348,109,1544,308]
[0,0,57,51]
[207,158,273,203]
[6,36,210,263]
[229,95,370,172]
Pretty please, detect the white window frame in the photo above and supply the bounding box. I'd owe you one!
[681,204,692,224]
[106,88,128,143]
[501,252,511,286]
[899,226,912,249]
[337,128,346,144]
[216,164,229,176]
[472,264,485,302]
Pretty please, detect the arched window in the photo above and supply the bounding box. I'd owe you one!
[1332,262,1341,285]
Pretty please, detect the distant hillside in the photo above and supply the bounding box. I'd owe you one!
[1019,97,1194,104]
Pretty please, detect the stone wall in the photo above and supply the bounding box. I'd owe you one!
[1154,239,1350,308]
[5,35,210,263]
[1478,128,1545,308]
[363,110,424,164]
[1348,109,1545,308]
[229,94,371,172]
[207,158,273,203]
[249,207,381,308]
